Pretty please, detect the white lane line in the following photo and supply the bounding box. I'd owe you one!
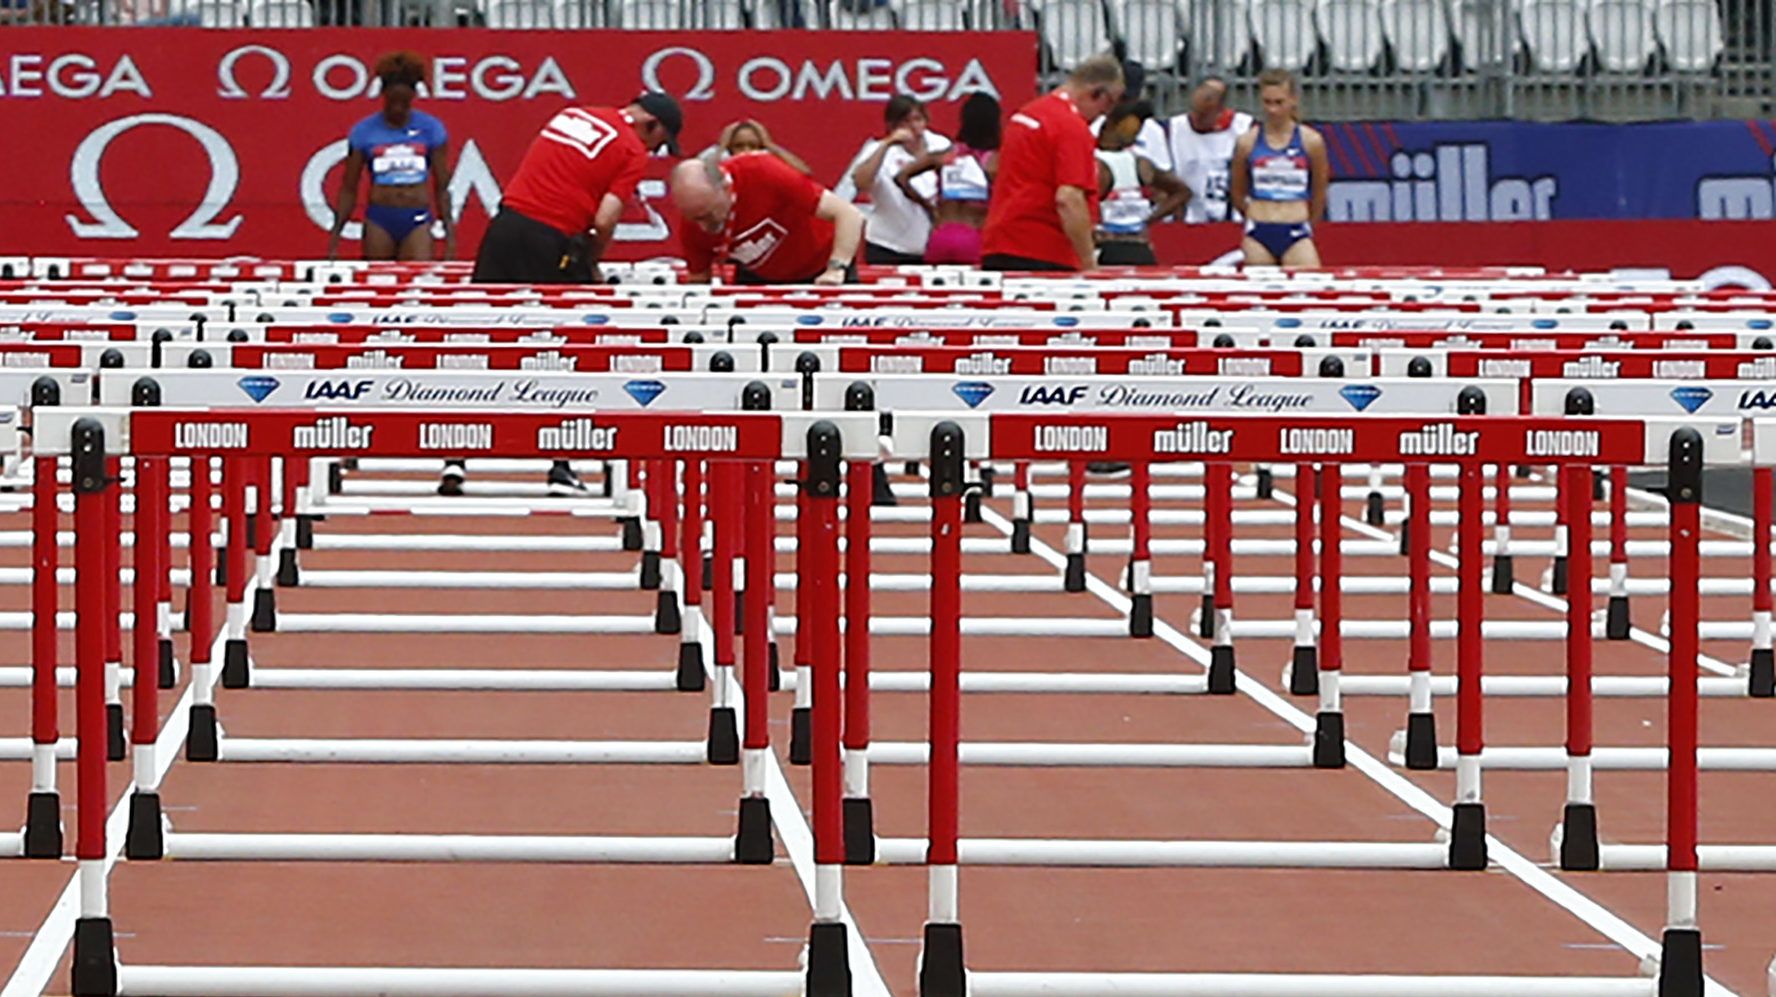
[976,502,1737,997]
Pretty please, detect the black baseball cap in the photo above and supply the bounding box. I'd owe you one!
[632,91,684,155]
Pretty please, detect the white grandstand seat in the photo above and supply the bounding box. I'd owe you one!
[1252,0,1317,68]
[828,0,897,25]
[170,0,244,24]
[555,0,604,24]
[1653,0,1721,69]
[246,0,312,23]
[1379,0,1450,70]
[1520,0,1589,70]
[1588,0,1655,70]
[1113,0,1184,71]
[895,0,968,27]
[613,0,680,21]
[1183,0,1256,69]
[976,0,1030,27]
[1315,0,1384,70]
[1036,0,1113,70]
[483,0,555,24]
[1451,0,1514,65]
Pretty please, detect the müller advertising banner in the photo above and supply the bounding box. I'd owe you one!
[0,28,1036,260]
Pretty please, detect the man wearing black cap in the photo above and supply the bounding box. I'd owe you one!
[450,92,682,496]
[471,92,682,285]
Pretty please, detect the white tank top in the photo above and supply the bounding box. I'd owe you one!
[1095,149,1151,236]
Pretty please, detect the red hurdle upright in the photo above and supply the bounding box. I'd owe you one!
[1661,427,1705,994]
[1314,461,1345,769]
[24,377,63,857]
[103,452,126,760]
[1751,466,1774,697]
[707,460,740,764]
[803,419,850,995]
[1605,464,1632,639]
[70,417,115,996]
[919,419,966,997]
[1402,461,1436,768]
[1287,462,1317,695]
[186,454,220,761]
[1206,461,1236,694]
[736,387,777,864]
[676,458,707,693]
[842,384,877,864]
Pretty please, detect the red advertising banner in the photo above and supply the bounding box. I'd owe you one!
[0,28,1036,261]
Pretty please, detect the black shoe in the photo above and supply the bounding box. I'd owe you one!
[548,463,591,496]
[438,461,465,497]
[1086,462,1132,477]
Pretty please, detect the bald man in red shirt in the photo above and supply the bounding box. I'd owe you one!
[670,151,865,285]
[982,56,1125,273]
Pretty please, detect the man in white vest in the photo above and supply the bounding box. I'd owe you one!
[1167,77,1254,224]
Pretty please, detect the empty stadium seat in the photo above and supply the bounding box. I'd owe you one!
[828,0,897,25]
[1035,0,1113,70]
[1183,0,1256,69]
[613,0,683,22]
[1520,0,1589,70]
[1653,0,1721,70]
[1315,0,1384,70]
[894,0,968,28]
[1378,0,1449,70]
[483,0,554,24]
[168,0,244,24]
[246,0,312,23]
[1588,0,1655,70]
[1252,0,1317,68]
[1450,0,1512,66]
[1113,0,1184,71]
[554,0,605,25]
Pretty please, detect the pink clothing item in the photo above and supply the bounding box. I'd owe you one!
[924,222,983,264]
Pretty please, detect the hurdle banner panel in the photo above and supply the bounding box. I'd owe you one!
[256,326,704,346]
[95,370,802,411]
[1345,331,1749,351]
[708,308,1160,330]
[829,345,1373,378]
[242,305,711,328]
[815,376,1520,415]
[154,343,766,374]
[1532,378,1776,418]
[0,369,91,407]
[1168,310,1652,334]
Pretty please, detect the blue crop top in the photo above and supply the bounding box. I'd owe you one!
[348,110,448,187]
[1247,125,1310,203]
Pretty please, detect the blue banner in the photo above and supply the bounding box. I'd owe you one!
[1316,120,1776,222]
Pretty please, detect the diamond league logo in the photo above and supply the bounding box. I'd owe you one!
[237,376,280,403]
[1339,384,1383,411]
[1669,386,1713,414]
[952,381,995,408]
[623,379,666,407]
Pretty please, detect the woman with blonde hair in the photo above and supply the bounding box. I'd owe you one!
[1227,68,1330,267]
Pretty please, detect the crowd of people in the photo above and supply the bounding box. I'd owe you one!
[328,51,1330,280]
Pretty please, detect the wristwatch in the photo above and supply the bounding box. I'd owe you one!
[825,259,849,273]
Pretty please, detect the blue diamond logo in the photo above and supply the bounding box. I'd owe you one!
[1669,386,1713,414]
[1753,320,1772,330]
[581,313,609,325]
[952,381,995,408]
[1340,384,1383,411]
[237,376,280,403]
[796,315,823,326]
[1054,315,1079,328]
[1277,317,1301,329]
[108,310,137,321]
[1533,319,1557,329]
[326,311,354,324]
[624,379,666,407]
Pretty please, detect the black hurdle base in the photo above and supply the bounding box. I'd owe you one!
[24,791,62,858]
[702,553,714,591]
[1289,645,1319,696]
[1749,647,1774,698]
[675,641,705,692]
[1063,552,1086,592]
[963,490,982,524]
[843,797,876,865]
[106,704,125,761]
[1448,801,1488,870]
[620,518,643,551]
[1199,595,1215,639]
[1491,554,1515,594]
[734,796,774,864]
[295,515,316,549]
[1560,802,1600,871]
[221,638,249,688]
[1550,555,1569,595]
[639,551,662,590]
[71,917,116,997]
[1010,518,1031,554]
[1313,711,1346,768]
[250,587,276,632]
[1129,594,1153,638]
[806,921,852,997]
[1404,712,1438,769]
[789,706,811,765]
[1657,928,1704,997]
[654,591,681,634]
[706,707,738,765]
[1364,491,1385,525]
[125,791,163,860]
[158,639,177,690]
[769,642,782,691]
[186,705,219,762]
[1606,595,1632,640]
[918,922,966,997]
[277,547,300,586]
[1255,467,1274,498]
[1206,645,1236,694]
[871,463,897,507]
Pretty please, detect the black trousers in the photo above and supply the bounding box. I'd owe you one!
[981,253,1078,273]
[472,208,595,285]
[865,243,924,265]
[1096,241,1158,266]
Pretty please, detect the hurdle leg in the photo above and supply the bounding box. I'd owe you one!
[619,459,644,551]
[220,458,251,688]
[69,419,117,997]
[1010,461,1032,554]
[157,461,177,688]
[1404,462,1437,769]
[1749,466,1773,697]
[1606,465,1631,639]
[26,452,63,857]
[843,413,876,863]
[804,424,851,997]
[103,456,125,761]
[790,479,813,766]
[655,460,683,635]
[920,421,966,997]
[1128,462,1153,638]
[1549,463,1570,595]
[187,457,220,762]
[1560,464,1599,870]
[1288,463,1317,696]
[1659,429,1703,997]
[1315,461,1346,769]
[676,459,707,692]
[736,456,776,864]
[126,456,167,861]
[250,457,277,633]
[1451,459,1488,870]
[639,461,663,590]
[1199,463,1218,640]
[1363,463,1385,525]
[1207,463,1236,694]
[1063,460,1086,592]
[277,457,302,587]
[707,462,740,764]
[1491,463,1515,593]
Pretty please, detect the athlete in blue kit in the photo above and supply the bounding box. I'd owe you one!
[1227,68,1329,268]
[327,51,455,261]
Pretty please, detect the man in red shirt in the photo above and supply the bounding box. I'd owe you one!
[982,55,1125,273]
[670,152,865,285]
[472,92,682,285]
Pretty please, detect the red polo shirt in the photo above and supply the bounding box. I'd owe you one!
[680,152,835,282]
[501,106,647,237]
[982,90,1099,269]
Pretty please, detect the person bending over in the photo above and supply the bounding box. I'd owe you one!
[1227,69,1329,268]
[328,51,453,262]
[670,153,864,286]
